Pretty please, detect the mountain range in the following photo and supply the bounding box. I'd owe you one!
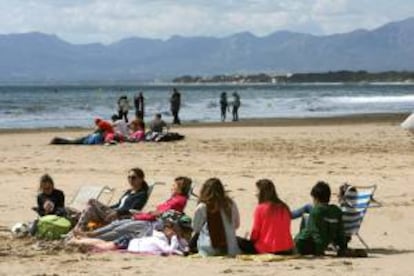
[1,17,414,82]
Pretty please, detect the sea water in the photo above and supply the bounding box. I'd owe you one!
[0,83,413,129]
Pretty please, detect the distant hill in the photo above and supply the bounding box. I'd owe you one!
[1,17,414,82]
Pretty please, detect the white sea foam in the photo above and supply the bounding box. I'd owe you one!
[325,95,414,104]
[0,84,414,128]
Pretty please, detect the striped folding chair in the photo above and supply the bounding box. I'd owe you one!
[340,184,380,249]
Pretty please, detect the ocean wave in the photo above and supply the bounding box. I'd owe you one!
[324,95,414,104]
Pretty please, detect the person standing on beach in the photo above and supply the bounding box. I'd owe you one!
[117,95,130,122]
[231,92,241,122]
[219,92,229,122]
[170,88,181,124]
[134,92,145,120]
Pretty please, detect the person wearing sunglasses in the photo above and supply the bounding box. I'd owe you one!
[73,167,149,232]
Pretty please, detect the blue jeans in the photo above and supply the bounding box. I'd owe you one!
[291,204,313,219]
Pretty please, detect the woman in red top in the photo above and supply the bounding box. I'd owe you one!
[133,176,191,221]
[238,179,294,254]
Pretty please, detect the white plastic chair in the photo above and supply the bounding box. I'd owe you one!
[68,185,114,211]
[129,182,166,214]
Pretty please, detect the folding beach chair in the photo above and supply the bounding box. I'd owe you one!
[146,180,197,200]
[147,182,166,198]
[188,181,199,199]
[68,185,114,211]
[129,182,166,214]
[341,184,380,249]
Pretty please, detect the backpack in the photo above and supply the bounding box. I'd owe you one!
[36,215,72,240]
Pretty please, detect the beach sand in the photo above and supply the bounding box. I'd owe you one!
[0,114,413,275]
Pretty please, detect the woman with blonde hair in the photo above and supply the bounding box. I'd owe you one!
[192,178,240,256]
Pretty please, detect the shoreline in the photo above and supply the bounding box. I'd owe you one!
[2,81,414,86]
[0,112,409,134]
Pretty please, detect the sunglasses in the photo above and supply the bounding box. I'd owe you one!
[128,175,138,180]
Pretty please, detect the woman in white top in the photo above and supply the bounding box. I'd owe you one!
[192,178,241,256]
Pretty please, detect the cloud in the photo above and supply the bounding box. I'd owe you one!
[0,0,413,43]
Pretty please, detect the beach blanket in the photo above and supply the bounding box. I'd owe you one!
[237,254,300,262]
[145,132,185,142]
[188,253,300,262]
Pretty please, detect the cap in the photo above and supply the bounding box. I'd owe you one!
[178,215,192,230]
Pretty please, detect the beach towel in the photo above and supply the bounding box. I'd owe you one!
[237,254,300,262]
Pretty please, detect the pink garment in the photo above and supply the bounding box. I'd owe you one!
[129,130,145,142]
[250,202,294,253]
[133,193,188,221]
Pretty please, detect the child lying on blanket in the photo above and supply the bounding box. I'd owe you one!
[69,214,192,256]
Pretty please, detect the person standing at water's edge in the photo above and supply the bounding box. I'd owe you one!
[134,92,145,120]
[219,92,229,122]
[117,95,130,122]
[231,92,240,122]
[170,88,181,125]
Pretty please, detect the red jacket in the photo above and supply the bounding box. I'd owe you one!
[250,202,294,253]
[133,193,188,221]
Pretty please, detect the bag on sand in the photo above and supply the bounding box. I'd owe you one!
[36,215,72,240]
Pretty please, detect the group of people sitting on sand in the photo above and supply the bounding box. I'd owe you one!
[50,113,183,145]
[30,168,364,257]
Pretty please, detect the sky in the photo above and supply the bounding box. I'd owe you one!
[0,0,413,44]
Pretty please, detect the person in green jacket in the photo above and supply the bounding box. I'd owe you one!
[294,181,347,256]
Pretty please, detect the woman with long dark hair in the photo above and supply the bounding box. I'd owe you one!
[73,167,149,232]
[238,179,294,254]
[192,178,241,256]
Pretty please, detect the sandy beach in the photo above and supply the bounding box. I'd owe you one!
[0,114,413,276]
